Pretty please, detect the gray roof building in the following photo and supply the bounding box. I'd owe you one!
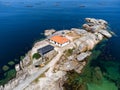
[37,45,54,56]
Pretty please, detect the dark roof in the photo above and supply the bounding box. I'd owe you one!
[37,45,54,55]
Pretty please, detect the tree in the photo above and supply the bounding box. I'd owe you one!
[32,53,41,59]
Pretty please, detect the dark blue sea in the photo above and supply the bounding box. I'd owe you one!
[0,0,120,89]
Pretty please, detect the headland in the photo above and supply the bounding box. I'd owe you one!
[0,18,113,90]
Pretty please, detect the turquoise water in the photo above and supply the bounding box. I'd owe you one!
[87,42,120,90]
[88,78,117,90]
[0,0,120,88]
[64,41,120,90]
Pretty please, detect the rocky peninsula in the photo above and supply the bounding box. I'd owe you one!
[0,18,113,90]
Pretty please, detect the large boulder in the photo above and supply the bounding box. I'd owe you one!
[98,19,108,25]
[98,30,112,38]
[44,29,56,36]
[15,64,20,72]
[78,34,97,52]
[79,42,88,52]
[77,52,91,61]
[0,86,3,90]
[84,18,108,33]
[85,18,108,25]
[85,18,98,24]
[39,71,66,90]
[95,32,103,41]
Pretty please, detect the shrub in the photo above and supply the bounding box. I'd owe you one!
[65,49,74,56]
[32,53,41,59]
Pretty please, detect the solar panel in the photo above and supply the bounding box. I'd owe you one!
[38,45,54,55]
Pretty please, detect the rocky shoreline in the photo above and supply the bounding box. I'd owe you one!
[0,18,113,90]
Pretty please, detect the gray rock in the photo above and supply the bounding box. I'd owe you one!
[77,52,91,61]
[98,19,108,25]
[0,86,4,90]
[39,71,66,90]
[67,55,75,61]
[15,64,20,72]
[84,18,108,33]
[98,30,112,38]
[85,18,98,24]
[72,28,88,35]
[44,29,56,36]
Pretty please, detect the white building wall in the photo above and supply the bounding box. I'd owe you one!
[49,39,70,47]
[61,41,70,47]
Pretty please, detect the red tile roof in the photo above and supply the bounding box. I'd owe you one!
[50,36,69,44]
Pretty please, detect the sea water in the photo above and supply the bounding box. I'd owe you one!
[0,0,120,89]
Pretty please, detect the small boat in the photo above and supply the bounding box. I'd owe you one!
[25,5,34,8]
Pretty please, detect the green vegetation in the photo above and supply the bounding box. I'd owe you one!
[32,53,41,59]
[8,61,15,66]
[2,65,9,71]
[64,66,103,90]
[20,56,25,60]
[64,70,88,90]
[64,40,119,90]
[0,69,16,85]
[65,48,74,56]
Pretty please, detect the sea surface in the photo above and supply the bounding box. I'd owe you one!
[0,0,120,89]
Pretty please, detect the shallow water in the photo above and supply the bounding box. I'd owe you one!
[88,78,117,90]
[64,40,120,90]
